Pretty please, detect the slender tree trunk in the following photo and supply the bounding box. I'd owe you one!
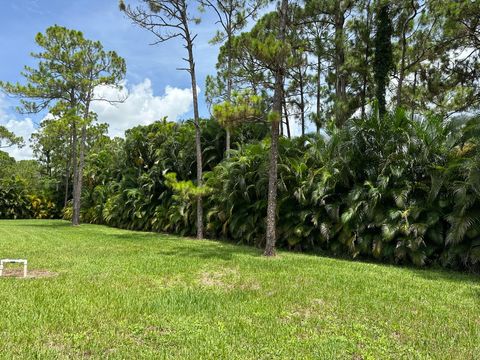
[411,69,417,121]
[72,102,90,226]
[46,152,52,177]
[225,129,231,156]
[299,63,305,136]
[361,0,372,119]
[71,119,79,225]
[186,36,204,240]
[283,98,291,139]
[64,166,70,208]
[64,128,73,208]
[334,4,346,127]
[264,0,288,257]
[64,155,71,209]
[397,34,407,108]
[225,31,233,157]
[397,5,417,108]
[73,124,86,226]
[265,95,280,256]
[316,54,321,132]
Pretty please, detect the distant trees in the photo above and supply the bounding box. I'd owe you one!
[0,25,126,225]
[0,149,57,220]
[1,0,479,269]
[120,0,205,239]
[210,0,291,255]
[201,0,266,154]
[208,0,479,130]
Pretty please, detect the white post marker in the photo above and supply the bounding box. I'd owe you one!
[0,259,28,278]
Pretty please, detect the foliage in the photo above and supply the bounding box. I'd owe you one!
[0,178,57,219]
[0,155,58,220]
[0,126,24,149]
[0,179,32,219]
[1,25,126,226]
[80,118,265,236]
[73,109,480,271]
[212,90,266,130]
[2,0,480,270]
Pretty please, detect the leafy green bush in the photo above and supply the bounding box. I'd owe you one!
[0,179,57,219]
[204,111,480,270]
[79,114,480,271]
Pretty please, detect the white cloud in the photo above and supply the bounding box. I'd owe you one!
[0,79,195,160]
[92,78,194,138]
[0,94,35,160]
[2,118,36,160]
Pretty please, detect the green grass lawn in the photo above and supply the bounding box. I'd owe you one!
[0,220,478,359]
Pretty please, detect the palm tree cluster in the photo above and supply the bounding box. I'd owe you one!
[65,111,479,272]
[2,110,479,271]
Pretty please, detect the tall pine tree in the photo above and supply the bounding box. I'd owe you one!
[373,3,393,117]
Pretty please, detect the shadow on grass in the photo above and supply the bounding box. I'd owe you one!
[9,220,72,228]
[106,232,262,261]
[295,248,480,285]
[9,220,479,285]
[404,266,480,286]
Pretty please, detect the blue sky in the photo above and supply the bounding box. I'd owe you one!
[0,0,226,158]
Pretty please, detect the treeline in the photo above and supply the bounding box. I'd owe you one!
[0,0,479,269]
[207,0,479,132]
[75,112,479,271]
[2,111,480,270]
[0,151,58,219]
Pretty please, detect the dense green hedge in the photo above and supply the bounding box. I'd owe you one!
[0,179,57,219]
[79,113,480,271]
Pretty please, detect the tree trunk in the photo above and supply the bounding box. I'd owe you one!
[225,32,233,157]
[361,0,372,119]
[334,4,346,127]
[264,0,288,257]
[64,127,73,208]
[264,97,280,257]
[186,36,204,240]
[71,119,79,225]
[72,101,90,226]
[397,34,407,108]
[411,69,417,121]
[73,124,86,226]
[64,155,71,209]
[64,166,70,208]
[283,97,291,139]
[299,62,305,136]
[316,54,321,132]
[397,4,417,109]
[225,129,231,156]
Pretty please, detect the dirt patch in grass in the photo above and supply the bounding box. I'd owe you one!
[291,298,327,319]
[1,268,59,279]
[46,339,68,354]
[126,325,173,346]
[281,298,331,324]
[144,325,171,335]
[159,275,187,288]
[199,268,237,289]
[198,267,260,291]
